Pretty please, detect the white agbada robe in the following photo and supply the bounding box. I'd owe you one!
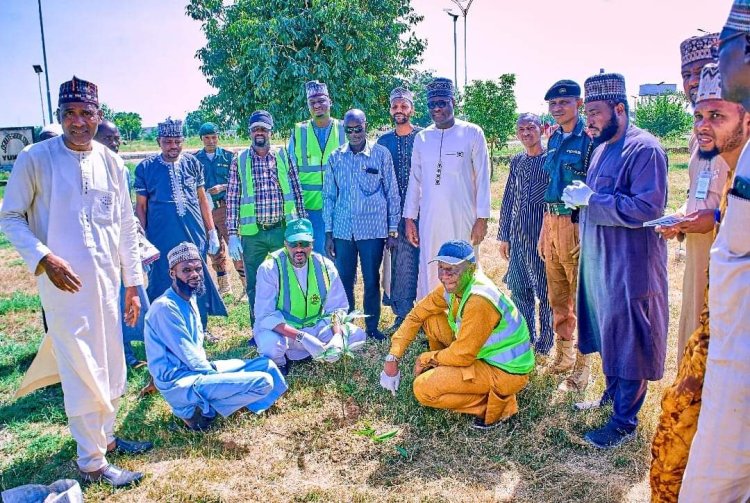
[0,137,141,417]
[680,141,750,501]
[403,119,491,298]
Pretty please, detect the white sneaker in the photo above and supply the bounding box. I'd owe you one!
[573,399,605,411]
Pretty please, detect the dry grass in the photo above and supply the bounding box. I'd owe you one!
[0,160,690,502]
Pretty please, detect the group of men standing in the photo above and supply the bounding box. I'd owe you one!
[2,0,750,496]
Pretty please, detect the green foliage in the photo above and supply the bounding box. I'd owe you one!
[186,0,426,134]
[635,93,693,139]
[402,69,437,128]
[461,75,518,160]
[185,95,236,136]
[99,103,115,121]
[113,111,143,141]
[0,292,41,315]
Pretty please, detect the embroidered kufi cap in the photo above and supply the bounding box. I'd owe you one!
[389,87,414,105]
[158,117,184,138]
[58,76,98,106]
[305,80,329,99]
[680,34,719,67]
[696,64,723,103]
[426,77,455,99]
[584,72,627,104]
[168,242,201,269]
[723,0,750,35]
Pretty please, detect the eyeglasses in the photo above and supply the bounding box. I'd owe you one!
[289,241,312,249]
[345,126,365,134]
[427,100,450,110]
[711,32,748,59]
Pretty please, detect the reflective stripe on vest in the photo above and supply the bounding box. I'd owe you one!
[238,148,297,236]
[293,119,345,210]
[273,249,330,328]
[445,272,534,374]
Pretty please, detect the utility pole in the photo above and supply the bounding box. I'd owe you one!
[33,65,46,126]
[449,0,475,89]
[38,0,54,124]
[443,9,459,87]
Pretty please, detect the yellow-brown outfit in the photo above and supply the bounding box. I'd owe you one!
[389,283,531,425]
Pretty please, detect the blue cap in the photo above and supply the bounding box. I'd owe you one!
[429,240,476,265]
[199,122,218,136]
[285,218,314,243]
[248,110,274,131]
[544,80,581,101]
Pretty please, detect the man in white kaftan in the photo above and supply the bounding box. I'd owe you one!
[403,78,491,299]
[0,77,151,488]
[254,218,366,373]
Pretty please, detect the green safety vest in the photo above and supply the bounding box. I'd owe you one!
[445,272,535,375]
[292,118,345,210]
[272,249,331,328]
[237,147,297,236]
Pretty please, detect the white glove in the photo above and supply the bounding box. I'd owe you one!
[562,180,594,209]
[228,235,243,261]
[379,370,401,397]
[296,331,326,359]
[208,229,221,255]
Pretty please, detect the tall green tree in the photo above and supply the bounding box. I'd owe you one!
[185,95,235,136]
[634,93,692,138]
[186,0,425,134]
[462,75,518,165]
[112,112,142,141]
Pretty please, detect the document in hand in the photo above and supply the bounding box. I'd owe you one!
[643,215,688,228]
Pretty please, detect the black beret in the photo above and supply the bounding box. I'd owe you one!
[544,80,581,101]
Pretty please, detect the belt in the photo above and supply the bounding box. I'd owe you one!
[213,199,226,208]
[545,203,572,216]
[257,219,284,231]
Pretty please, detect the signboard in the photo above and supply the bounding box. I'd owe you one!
[0,127,34,171]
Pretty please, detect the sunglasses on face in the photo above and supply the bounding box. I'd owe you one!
[289,241,312,249]
[251,127,270,133]
[427,100,450,110]
[345,126,365,134]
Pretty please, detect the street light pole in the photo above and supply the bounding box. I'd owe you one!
[450,0,475,89]
[37,0,53,124]
[33,65,46,126]
[443,9,459,87]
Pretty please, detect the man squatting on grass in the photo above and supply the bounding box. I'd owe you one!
[380,240,534,430]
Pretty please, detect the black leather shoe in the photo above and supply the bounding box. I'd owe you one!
[107,437,153,455]
[80,464,143,487]
[181,410,215,432]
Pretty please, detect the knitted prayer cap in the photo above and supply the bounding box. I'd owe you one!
[58,76,98,106]
[426,77,455,99]
[696,64,723,103]
[157,117,183,138]
[168,242,201,269]
[248,110,274,131]
[390,87,414,105]
[305,80,329,98]
[584,72,627,104]
[680,33,719,67]
[544,79,581,100]
[723,0,750,34]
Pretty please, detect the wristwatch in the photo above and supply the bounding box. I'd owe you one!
[388,231,398,238]
[295,331,305,343]
[385,354,399,362]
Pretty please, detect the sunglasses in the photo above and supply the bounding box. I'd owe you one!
[250,126,270,133]
[711,32,749,59]
[427,100,450,110]
[345,126,365,134]
[289,241,312,249]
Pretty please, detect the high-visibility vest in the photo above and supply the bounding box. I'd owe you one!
[272,249,331,328]
[292,118,345,210]
[237,147,297,236]
[445,272,535,374]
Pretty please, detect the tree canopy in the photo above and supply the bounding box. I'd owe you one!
[186,0,425,136]
[461,75,518,161]
[634,93,693,139]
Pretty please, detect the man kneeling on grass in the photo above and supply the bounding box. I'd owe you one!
[379,240,535,429]
[144,242,287,431]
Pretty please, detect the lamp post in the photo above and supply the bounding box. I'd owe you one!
[449,0,475,89]
[37,0,53,124]
[33,65,46,126]
[443,9,459,88]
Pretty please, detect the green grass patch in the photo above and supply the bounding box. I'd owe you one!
[0,292,41,315]
[0,232,11,249]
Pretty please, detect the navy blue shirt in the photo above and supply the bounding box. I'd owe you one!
[194,147,235,202]
[543,117,593,212]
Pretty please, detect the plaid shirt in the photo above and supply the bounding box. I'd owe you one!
[227,147,307,235]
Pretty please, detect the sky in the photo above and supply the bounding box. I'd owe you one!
[0,0,731,128]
